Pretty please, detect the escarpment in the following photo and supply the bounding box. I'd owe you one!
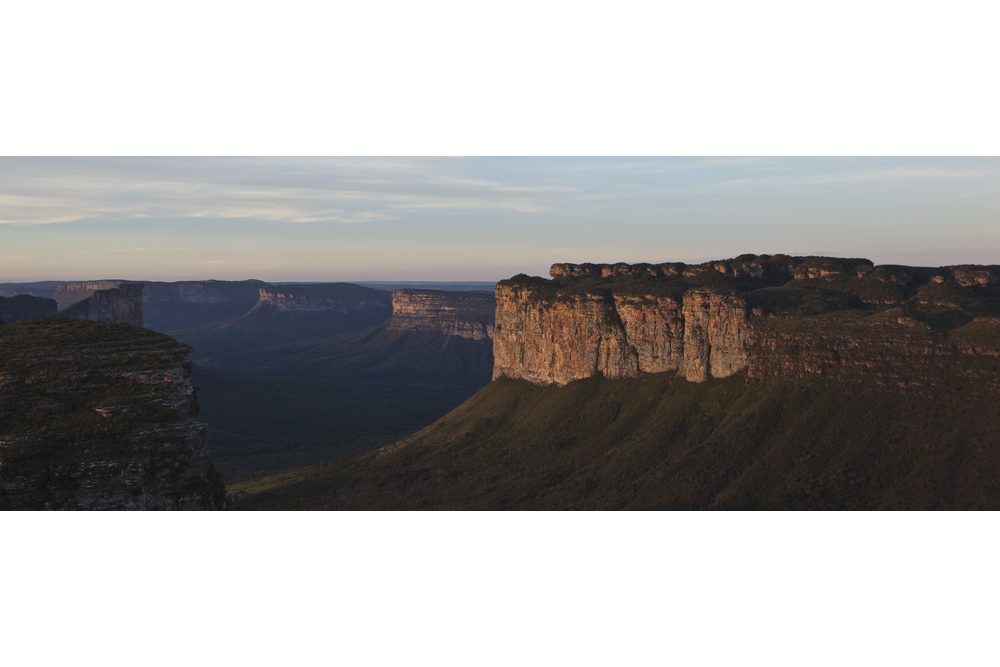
[60,283,144,328]
[0,318,225,510]
[258,283,391,313]
[52,280,127,310]
[142,279,268,305]
[386,289,496,340]
[494,255,1000,389]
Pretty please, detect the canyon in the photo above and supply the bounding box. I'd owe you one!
[0,318,225,510]
[493,255,1000,392]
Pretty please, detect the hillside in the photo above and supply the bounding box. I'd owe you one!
[0,318,225,510]
[226,370,1000,510]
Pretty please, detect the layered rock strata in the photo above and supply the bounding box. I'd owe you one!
[493,256,1000,389]
[386,290,496,340]
[258,283,391,313]
[0,318,225,510]
[60,283,144,328]
[493,287,748,384]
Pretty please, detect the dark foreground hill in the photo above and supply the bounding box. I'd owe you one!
[226,371,1000,510]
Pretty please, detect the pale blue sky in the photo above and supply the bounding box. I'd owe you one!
[1,157,998,282]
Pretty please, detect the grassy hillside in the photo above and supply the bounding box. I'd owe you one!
[226,372,1000,510]
[208,325,494,387]
[192,366,474,478]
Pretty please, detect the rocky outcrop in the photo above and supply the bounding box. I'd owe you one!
[493,286,749,385]
[0,318,225,510]
[494,256,1000,389]
[52,280,126,310]
[60,283,144,328]
[386,290,496,340]
[0,295,57,323]
[258,283,391,313]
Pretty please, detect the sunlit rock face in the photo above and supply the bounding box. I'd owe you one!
[492,255,1000,390]
[386,290,496,341]
[492,286,750,385]
[0,319,225,510]
[258,284,391,313]
[60,284,144,328]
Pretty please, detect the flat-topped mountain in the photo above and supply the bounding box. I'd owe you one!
[60,283,144,328]
[494,254,1000,388]
[0,318,224,510]
[258,283,391,312]
[226,254,1000,510]
[386,289,496,340]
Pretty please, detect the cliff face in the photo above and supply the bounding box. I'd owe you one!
[386,290,496,340]
[0,318,225,510]
[142,280,268,304]
[493,287,749,385]
[52,280,126,310]
[493,256,1000,389]
[258,283,391,313]
[0,295,57,323]
[60,283,144,328]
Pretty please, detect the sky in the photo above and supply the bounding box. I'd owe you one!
[1,156,999,283]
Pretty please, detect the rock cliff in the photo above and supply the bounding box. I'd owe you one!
[52,280,127,310]
[60,283,144,328]
[0,318,225,510]
[386,289,496,340]
[142,279,269,305]
[258,283,391,313]
[493,255,1000,389]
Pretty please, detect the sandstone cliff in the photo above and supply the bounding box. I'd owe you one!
[258,283,391,313]
[386,289,496,340]
[0,318,225,510]
[493,255,1000,389]
[60,283,144,328]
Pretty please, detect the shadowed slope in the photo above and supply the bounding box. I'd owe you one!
[226,372,1000,510]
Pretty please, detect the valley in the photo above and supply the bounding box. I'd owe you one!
[3,254,1000,510]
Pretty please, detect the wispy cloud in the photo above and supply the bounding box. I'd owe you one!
[109,247,185,253]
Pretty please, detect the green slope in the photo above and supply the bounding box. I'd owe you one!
[225,372,1000,510]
